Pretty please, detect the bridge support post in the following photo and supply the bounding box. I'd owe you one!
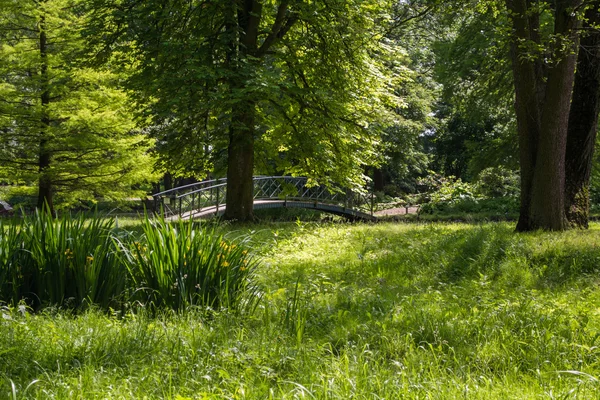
[216,186,220,213]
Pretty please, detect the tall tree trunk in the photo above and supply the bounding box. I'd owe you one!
[507,0,581,231]
[529,46,577,230]
[222,0,296,221]
[222,0,261,221]
[37,11,53,215]
[507,0,543,231]
[224,103,256,221]
[565,3,600,228]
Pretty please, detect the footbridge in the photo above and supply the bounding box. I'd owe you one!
[153,176,377,221]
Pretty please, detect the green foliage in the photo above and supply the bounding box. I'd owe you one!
[0,213,259,313]
[418,173,477,208]
[417,169,520,216]
[430,2,518,179]
[475,166,520,198]
[88,0,399,189]
[0,210,124,309]
[120,216,259,312]
[0,0,158,208]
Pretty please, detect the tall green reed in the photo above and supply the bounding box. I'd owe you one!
[0,210,125,309]
[120,216,259,312]
[0,219,29,305]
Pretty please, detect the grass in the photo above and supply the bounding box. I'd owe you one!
[3,220,600,398]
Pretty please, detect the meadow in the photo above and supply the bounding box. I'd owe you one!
[2,218,600,398]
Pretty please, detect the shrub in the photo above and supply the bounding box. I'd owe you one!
[120,216,259,312]
[475,167,520,198]
[0,210,125,310]
[419,174,479,214]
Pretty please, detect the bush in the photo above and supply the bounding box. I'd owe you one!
[120,216,259,312]
[418,170,520,216]
[476,167,520,198]
[418,174,479,214]
[420,197,519,216]
[0,210,125,310]
[0,212,260,313]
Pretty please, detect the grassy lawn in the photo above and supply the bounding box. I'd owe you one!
[3,221,600,398]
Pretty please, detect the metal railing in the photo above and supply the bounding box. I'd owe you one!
[152,176,374,218]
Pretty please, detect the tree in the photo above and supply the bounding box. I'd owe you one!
[0,0,157,213]
[565,2,600,227]
[87,0,398,221]
[432,3,518,180]
[505,0,591,231]
[428,0,600,229]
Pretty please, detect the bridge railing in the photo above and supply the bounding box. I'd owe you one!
[152,176,374,218]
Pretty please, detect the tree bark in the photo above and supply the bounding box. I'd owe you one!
[507,0,544,230]
[222,0,260,221]
[224,103,256,221]
[565,3,600,228]
[37,11,53,215]
[507,0,581,231]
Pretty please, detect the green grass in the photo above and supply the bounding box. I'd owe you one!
[3,221,600,398]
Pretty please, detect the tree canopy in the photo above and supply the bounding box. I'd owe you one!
[0,0,157,212]
[1,0,599,229]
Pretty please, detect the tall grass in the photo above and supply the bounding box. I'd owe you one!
[0,221,28,306]
[3,222,600,397]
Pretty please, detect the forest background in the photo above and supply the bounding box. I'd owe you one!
[1,0,599,230]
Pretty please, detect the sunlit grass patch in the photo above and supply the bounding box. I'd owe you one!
[3,221,600,398]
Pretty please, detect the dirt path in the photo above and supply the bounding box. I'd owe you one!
[374,206,419,217]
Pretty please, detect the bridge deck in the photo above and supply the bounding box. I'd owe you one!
[171,200,377,221]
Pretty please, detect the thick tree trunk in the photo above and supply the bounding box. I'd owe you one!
[507,0,543,231]
[565,3,600,228]
[222,0,260,221]
[222,0,296,221]
[37,11,53,215]
[508,0,581,231]
[527,1,580,230]
[224,104,255,221]
[529,48,577,230]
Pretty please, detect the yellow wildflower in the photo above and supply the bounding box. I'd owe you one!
[222,261,230,267]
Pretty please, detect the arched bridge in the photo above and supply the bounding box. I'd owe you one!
[153,176,377,221]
